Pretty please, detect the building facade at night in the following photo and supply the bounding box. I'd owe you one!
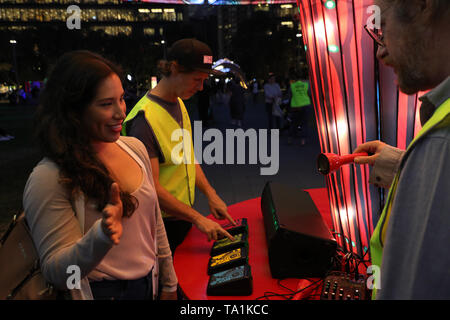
[0,1,301,87]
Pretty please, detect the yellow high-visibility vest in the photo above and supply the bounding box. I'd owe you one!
[370,98,450,299]
[122,94,196,218]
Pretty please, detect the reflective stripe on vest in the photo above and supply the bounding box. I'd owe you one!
[122,94,196,218]
[370,98,450,299]
[290,80,311,108]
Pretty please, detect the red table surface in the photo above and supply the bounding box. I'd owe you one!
[173,188,332,300]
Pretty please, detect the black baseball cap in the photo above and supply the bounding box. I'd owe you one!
[167,38,224,76]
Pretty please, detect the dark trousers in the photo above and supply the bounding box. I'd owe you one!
[265,102,281,129]
[163,219,193,255]
[288,105,313,138]
[90,269,153,300]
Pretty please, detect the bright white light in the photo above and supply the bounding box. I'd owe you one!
[127,74,132,81]
[325,0,336,9]
[336,118,349,142]
[10,40,17,44]
[151,76,158,89]
[296,33,302,38]
[161,40,165,44]
[212,58,240,69]
[328,44,339,53]
[313,18,335,43]
[138,9,150,13]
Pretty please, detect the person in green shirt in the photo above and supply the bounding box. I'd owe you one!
[287,69,312,145]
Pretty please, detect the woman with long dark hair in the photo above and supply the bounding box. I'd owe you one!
[23,50,177,300]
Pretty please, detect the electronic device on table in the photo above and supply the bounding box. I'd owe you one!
[222,218,248,236]
[208,247,248,275]
[206,218,252,296]
[320,272,369,300]
[210,233,248,256]
[207,265,253,296]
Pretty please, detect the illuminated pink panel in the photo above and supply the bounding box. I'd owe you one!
[397,93,409,150]
[413,91,428,136]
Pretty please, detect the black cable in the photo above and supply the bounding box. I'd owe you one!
[331,233,372,280]
[276,279,296,293]
[255,239,373,300]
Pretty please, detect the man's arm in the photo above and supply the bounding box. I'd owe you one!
[354,140,405,188]
[378,134,450,299]
[149,158,233,241]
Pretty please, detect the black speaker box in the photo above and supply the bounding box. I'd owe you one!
[261,182,337,279]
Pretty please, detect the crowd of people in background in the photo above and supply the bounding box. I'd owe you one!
[184,67,313,145]
[2,69,313,147]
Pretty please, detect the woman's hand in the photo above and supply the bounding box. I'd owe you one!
[353,140,387,166]
[101,182,123,245]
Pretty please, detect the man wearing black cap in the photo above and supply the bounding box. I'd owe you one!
[122,39,235,255]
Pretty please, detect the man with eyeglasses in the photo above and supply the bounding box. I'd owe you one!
[354,0,450,299]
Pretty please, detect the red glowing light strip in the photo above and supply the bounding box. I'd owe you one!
[301,1,346,250]
[322,2,358,254]
[298,2,326,152]
[320,1,350,251]
[341,0,370,254]
[299,0,347,250]
[326,2,362,254]
[313,2,337,157]
[414,91,428,137]
[318,2,353,252]
[358,0,378,239]
[329,176,346,249]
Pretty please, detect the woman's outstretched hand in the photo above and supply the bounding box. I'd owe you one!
[101,182,123,245]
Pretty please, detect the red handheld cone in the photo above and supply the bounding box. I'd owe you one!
[317,152,368,175]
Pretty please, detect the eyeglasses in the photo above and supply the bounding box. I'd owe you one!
[364,24,385,47]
